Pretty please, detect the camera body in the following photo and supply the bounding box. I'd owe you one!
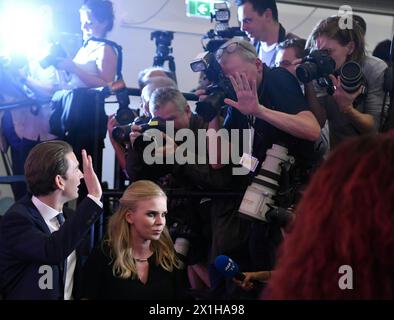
[296,49,336,84]
[203,2,246,53]
[39,42,67,69]
[111,116,150,145]
[238,144,295,224]
[297,50,368,98]
[112,116,167,147]
[190,51,236,121]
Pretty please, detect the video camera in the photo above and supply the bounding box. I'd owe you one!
[190,51,236,122]
[238,144,296,227]
[202,2,246,53]
[39,42,67,69]
[296,49,368,98]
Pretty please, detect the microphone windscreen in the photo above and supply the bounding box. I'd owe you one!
[214,255,240,278]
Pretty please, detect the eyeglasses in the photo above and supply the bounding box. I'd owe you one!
[216,41,256,60]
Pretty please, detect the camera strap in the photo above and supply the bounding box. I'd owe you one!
[84,37,124,81]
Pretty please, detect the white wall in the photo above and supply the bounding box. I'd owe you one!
[108,0,393,92]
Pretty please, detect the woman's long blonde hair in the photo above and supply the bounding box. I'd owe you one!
[106,180,181,279]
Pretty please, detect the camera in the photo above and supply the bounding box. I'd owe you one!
[131,116,168,150]
[238,144,295,224]
[108,79,137,125]
[190,51,236,121]
[111,116,150,145]
[297,50,367,98]
[39,42,67,69]
[202,2,246,53]
[151,31,174,66]
[296,49,336,84]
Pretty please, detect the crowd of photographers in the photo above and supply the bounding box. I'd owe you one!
[0,0,393,300]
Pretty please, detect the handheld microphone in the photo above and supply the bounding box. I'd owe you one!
[214,255,245,281]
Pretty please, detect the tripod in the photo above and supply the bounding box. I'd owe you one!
[153,51,177,83]
[151,30,177,82]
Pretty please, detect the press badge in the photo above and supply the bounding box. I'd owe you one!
[239,153,259,173]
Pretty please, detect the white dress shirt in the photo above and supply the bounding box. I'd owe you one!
[32,196,77,300]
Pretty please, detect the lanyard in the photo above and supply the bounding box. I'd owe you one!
[247,115,255,155]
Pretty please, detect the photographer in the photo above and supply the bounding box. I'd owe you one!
[196,39,320,299]
[0,1,117,200]
[56,0,117,89]
[275,38,330,158]
[107,76,177,175]
[304,16,387,148]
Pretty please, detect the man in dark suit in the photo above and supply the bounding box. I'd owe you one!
[0,140,103,300]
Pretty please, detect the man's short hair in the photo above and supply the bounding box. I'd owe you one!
[236,0,279,21]
[150,87,187,114]
[81,0,115,34]
[277,38,308,59]
[141,76,177,104]
[216,38,258,64]
[137,66,177,89]
[24,140,73,196]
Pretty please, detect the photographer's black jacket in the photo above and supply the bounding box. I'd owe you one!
[224,64,318,172]
[126,113,234,191]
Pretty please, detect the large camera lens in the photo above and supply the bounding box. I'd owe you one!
[296,61,319,83]
[340,61,363,93]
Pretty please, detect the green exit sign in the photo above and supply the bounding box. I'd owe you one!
[186,0,212,18]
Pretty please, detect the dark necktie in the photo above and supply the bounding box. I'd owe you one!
[56,213,67,289]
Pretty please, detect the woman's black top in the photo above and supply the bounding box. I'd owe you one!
[80,243,187,300]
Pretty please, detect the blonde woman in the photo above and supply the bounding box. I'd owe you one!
[80,180,187,299]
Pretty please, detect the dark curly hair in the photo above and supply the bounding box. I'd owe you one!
[265,132,394,299]
[82,0,114,35]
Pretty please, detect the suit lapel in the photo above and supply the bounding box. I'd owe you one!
[19,196,52,235]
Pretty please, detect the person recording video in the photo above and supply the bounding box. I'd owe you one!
[303,16,387,149]
[80,180,188,300]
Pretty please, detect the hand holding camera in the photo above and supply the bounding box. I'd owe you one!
[329,74,365,113]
